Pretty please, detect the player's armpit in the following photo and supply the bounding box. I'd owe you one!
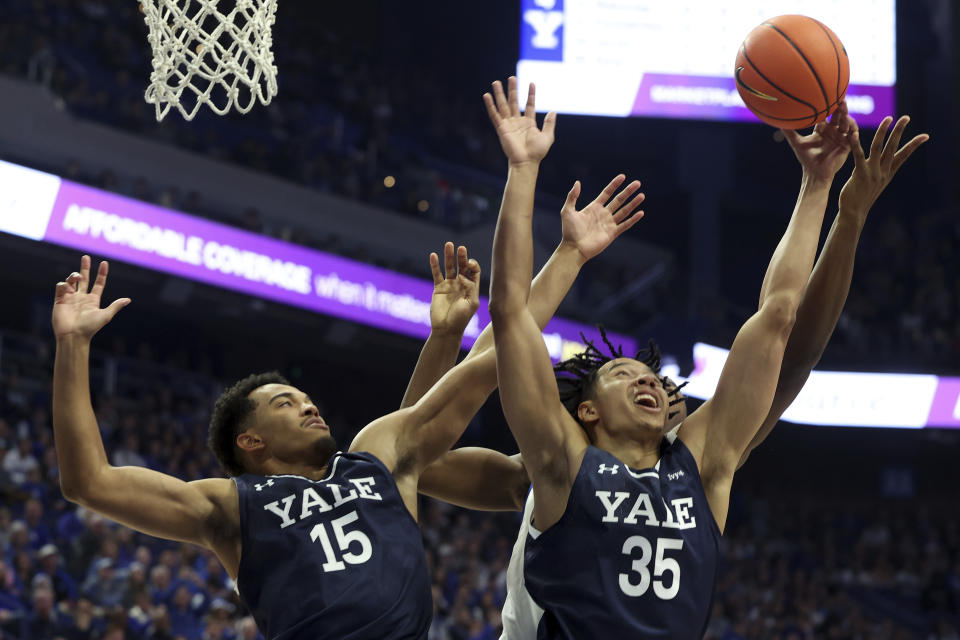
[419,448,528,512]
[70,466,238,551]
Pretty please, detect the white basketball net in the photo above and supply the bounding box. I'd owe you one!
[139,0,278,121]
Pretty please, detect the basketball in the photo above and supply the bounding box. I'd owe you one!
[735,15,849,129]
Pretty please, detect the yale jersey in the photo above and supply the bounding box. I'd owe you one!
[524,434,720,639]
[234,451,431,640]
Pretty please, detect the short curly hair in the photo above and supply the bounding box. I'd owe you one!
[553,328,686,426]
[207,372,290,477]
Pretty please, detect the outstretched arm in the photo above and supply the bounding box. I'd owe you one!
[52,257,234,553]
[683,110,854,532]
[738,112,929,467]
[418,88,650,512]
[487,78,645,530]
[400,243,480,408]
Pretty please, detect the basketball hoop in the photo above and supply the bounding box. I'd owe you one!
[139,0,278,121]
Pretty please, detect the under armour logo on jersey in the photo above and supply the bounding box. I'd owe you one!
[255,479,275,491]
[598,464,619,475]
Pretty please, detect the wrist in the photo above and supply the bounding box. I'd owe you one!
[556,239,590,268]
[55,334,93,351]
[427,327,467,341]
[800,172,833,192]
[835,207,868,232]
[508,161,541,174]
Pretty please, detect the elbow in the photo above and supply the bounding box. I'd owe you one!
[59,467,106,505]
[488,296,523,324]
[759,292,800,337]
[59,479,87,505]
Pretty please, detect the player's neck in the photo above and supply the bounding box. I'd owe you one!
[593,429,662,470]
[259,459,330,481]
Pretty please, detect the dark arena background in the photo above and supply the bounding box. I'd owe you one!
[0,1,958,638]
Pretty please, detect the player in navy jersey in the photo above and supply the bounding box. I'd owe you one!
[418,97,928,640]
[479,76,928,639]
[51,154,649,638]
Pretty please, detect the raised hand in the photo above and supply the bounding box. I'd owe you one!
[52,255,130,341]
[560,175,646,262]
[483,76,557,166]
[839,114,929,221]
[428,242,481,337]
[783,100,856,182]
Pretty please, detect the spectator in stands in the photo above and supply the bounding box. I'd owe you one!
[20,581,71,640]
[36,544,77,604]
[3,437,38,485]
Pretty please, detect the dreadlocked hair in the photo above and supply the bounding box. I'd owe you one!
[207,371,290,477]
[553,327,664,425]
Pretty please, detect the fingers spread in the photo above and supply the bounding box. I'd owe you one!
[615,211,645,236]
[564,180,582,209]
[880,115,910,170]
[869,116,893,159]
[609,180,642,213]
[596,174,627,206]
[849,128,867,166]
[613,190,645,223]
[524,82,537,119]
[429,252,443,285]
[507,76,521,118]
[542,111,557,139]
[466,258,481,283]
[79,255,91,292]
[483,93,500,126]
[90,260,109,297]
[456,245,469,278]
[492,80,509,118]
[890,133,930,175]
[443,242,457,280]
[105,298,132,320]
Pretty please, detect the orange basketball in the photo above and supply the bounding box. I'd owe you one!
[735,15,849,129]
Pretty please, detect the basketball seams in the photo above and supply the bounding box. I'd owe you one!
[810,19,844,106]
[761,20,831,114]
[740,45,819,124]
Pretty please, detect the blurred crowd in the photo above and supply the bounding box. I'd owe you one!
[0,329,957,639]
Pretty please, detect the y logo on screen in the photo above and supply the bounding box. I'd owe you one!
[521,0,564,62]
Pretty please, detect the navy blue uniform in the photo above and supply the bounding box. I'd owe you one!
[525,435,720,639]
[234,451,431,640]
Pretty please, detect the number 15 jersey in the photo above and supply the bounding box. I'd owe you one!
[524,433,720,639]
[234,451,432,640]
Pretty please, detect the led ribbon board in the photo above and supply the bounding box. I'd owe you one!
[0,159,634,360]
[661,343,960,429]
[518,0,895,126]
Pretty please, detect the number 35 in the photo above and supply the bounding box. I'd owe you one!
[618,535,683,600]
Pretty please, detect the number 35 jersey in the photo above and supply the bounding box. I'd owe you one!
[524,434,720,639]
[233,451,431,640]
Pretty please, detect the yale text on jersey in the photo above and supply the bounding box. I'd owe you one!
[262,477,382,528]
[594,490,697,530]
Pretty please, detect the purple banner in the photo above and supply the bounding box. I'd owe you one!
[41,178,636,359]
[927,378,960,428]
[630,74,895,127]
